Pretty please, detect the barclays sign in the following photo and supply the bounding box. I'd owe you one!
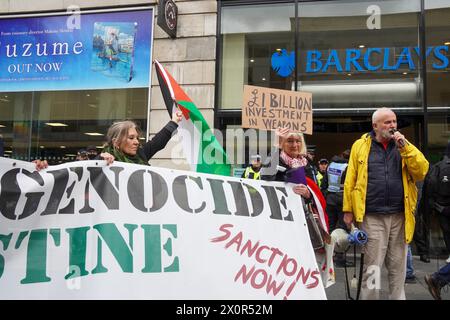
[271,46,449,77]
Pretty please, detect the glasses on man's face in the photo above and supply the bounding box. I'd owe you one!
[286,139,301,145]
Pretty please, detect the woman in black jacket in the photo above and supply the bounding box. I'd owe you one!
[99,110,182,165]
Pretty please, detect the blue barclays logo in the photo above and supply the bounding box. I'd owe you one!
[271,46,449,76]
[271,49,295,77]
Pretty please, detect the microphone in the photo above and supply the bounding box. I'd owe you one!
[389,128,405,147]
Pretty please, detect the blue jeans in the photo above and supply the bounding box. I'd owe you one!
[434,263,450,287]
[406,245,415,278]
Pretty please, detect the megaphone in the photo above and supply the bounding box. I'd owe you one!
[331,224,368,252]
[348,225,368,246]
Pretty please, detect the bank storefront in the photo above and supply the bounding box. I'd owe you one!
[217,0,450,254]
[218,0,449,159]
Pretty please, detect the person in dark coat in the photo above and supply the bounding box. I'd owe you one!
[423,141,450,260]
[305,145,319,184]
[413,176,431,263]
[98,110,182,165]
[321,149,353,267]
[321,150,350,230]
[85,145,99,160]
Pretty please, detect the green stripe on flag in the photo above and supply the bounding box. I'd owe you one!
[177,100,231,176]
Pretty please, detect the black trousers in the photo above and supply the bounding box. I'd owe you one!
[326,192,347,232]
[413,208,430,255]
[437,212,450,253]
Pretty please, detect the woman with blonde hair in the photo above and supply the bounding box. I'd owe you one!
[32,111,182,170]
[263,127,311,198]
[99,110,182,165]
[262,127,335,288]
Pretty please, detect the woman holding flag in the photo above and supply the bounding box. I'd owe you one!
[98,110,183,165]
[32,112,181,170]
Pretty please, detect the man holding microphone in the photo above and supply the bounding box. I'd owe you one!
[343,107,428,300]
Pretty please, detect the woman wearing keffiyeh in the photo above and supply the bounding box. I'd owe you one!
[262,127,335,288]
[263,128,312,197]
[98,110,183,165]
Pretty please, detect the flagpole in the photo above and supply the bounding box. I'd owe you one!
[128,22,138,82]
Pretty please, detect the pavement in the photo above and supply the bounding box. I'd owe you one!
[325,255,450,300]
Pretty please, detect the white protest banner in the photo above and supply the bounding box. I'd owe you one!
[0,157,326,299]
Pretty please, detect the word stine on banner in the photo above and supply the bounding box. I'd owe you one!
[0,223,180,284]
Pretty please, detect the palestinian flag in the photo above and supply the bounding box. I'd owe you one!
[306,176,329,233]
[306,176,335,288]
[154,60,231,176]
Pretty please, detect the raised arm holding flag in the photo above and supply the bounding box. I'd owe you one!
[154,60,231,176]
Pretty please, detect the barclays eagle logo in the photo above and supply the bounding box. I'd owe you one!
[271,49,295,77]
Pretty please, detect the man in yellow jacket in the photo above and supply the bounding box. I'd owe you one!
[343,107,428,300]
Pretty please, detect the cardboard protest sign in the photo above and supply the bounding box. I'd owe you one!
[242,85,313,134]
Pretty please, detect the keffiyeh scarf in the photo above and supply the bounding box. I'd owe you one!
[102,145,147,165]
[280,151,308,169]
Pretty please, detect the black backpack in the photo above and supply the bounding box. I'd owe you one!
[430,156,450,206]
